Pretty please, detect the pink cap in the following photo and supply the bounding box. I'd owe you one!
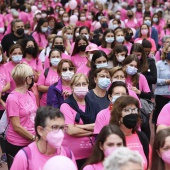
[85,44,99,52]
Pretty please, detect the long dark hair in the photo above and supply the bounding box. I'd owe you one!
[130,43,149,73]
[151,129,170,170]
[21,37,39,58]
[88,50,108,90]
[83,125,126,168]
[35,18,48,33]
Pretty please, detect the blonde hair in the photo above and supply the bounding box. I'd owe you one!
[47,34,57,42]
[110,66,124,77]
[12,63,33,86]
[62,25,73,36]
[70,73,89,87]
[161,45,170,60]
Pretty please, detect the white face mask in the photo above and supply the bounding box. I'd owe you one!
[105,37,114,43]
[41,27,48,33]
[84,34,89,40]
[80,16,86,21]
[117,55,125,62]
[66,34,73,40]
[63,17,69,22]
[75,32,79,37]
[12,55,22,63]
[24,30,29,34]
[0,55,2,62]
[112,79,125,83]
[59,11,64,15]
[49,43,52,48]
[88,54,93,61]
[111,95,120,104]
[61,71,74,81]
[50,58,61,66]
[96,62,108,68]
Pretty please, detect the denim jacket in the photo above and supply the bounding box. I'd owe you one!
[154,60,170,96]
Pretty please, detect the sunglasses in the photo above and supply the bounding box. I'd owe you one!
[62,67,74,72]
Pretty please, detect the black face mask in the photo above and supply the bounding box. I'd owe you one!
[127,14,133,18]
[168,24,170,28]
[54,45,64,52]
[78,45,87,52]
[125,34,132,41]
[16,28,24,36]
[28,78,34,90]
[123,114,138,129]
[101,22,108,28]
[26,47,35,55]
[137,8,142,12]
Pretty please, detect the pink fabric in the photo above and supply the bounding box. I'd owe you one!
[4,61,18,92]
[120,9,128,21]
[159,29,170,45]
[157,103,170,126]
[22,58,43,72]
[124,19,138,29]
[19,11,30,24]
[135,11,143,19]
[98,46,111,55]
[152,23,163,35]
[76,65,90,76]
[137,18,143,27]
[60,103,94,160]
[37,67,59,106]
[11,142,77,170]
[6,90,37,146]
[83,162,103,170]
[124,42,132,55]
[126,74,151,93]
[71,54,88,68]
[134,37,156,52]
[43,53,71,69]
[77,21,91,29]
[126,133,148,170]
[32,32,48,49]
[0,64,10,110]
[155,49,162,61]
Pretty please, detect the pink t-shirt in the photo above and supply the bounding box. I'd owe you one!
[155,49,162,62]
[134,37,156,52]
[83,162,104,170]
[37,67,59,106]
[126,74,151,93]
[157,103,170,126]
[60,103,94,160]
[71,54,88,68]
[124,42,132,55]
[124,19,138,29]
[6,90,37,146]
[62,85,72,100]
[98,46,111,55]
[32,32,48,49]
[19,11,30,24]
[126,133,147,170]
[4,61,18,92]
[22,58,43,72]
[135,11,143,19]
[43,53,71,69]
[0,64,10,110]
[76,65,91,76]
[11,142,76,170]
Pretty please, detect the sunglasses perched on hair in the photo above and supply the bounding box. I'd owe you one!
[62,67,74,72]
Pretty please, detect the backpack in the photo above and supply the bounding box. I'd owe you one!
[22,146,72,169]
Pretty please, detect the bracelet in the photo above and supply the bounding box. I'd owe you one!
[31,135,36,141]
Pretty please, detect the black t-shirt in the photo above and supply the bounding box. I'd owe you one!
[1,32,33,57]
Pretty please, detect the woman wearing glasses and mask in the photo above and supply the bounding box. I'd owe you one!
[60,73,100,170]
[47,59,76,108]
[110,95,151,170]
[11,106,76,170]
[5,64,37,169]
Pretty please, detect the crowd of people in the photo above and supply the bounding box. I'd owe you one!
[0,0,170,169]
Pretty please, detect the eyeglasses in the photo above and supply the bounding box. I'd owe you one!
[123,108,139,114]
[46,125,67,133]
[62,67,74,72]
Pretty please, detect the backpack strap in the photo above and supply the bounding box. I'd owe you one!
[63,146,72,159]
[164,29,166,35]
[44,68,50,79]
[22,146,31,170]
[136,131,149,168]
[159,49,162,57]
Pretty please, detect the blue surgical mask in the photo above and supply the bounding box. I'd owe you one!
[167,52,170,60]
[105,37,114,43]
[41,27,48,33]
[96,62,108,68]
[153,18,158,23]
[67,34,73,40]
[0,55,2,62]
[50,58,61,66]
[116,36,124,43]
[98,77,111,90]
[111,95,120,104]
[126,65,138,75]
[12,55,22,63]
[144,20,151,27]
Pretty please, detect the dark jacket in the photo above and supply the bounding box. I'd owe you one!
[47,79,64,108]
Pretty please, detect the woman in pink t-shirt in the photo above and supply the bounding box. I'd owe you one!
[110,96,151,170]
[37,49,62,106]
[77,12,91,29]
[134,24,156,53]
[124,10,138,29]
[10,106,77,170]
[4,44,23,92]
[32,18,48,51]
[5,64,37,169]
[60,73,100,170]
[83,125,126,170]
[61,12,70,26]
[108,45,128,68]
[151,128,170,170]
[98,29,114,55]
[71,35,89,68]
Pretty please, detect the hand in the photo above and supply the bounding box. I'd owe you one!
[62,91,71,99]
[166,79,170,85]
[131,86,141,95]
